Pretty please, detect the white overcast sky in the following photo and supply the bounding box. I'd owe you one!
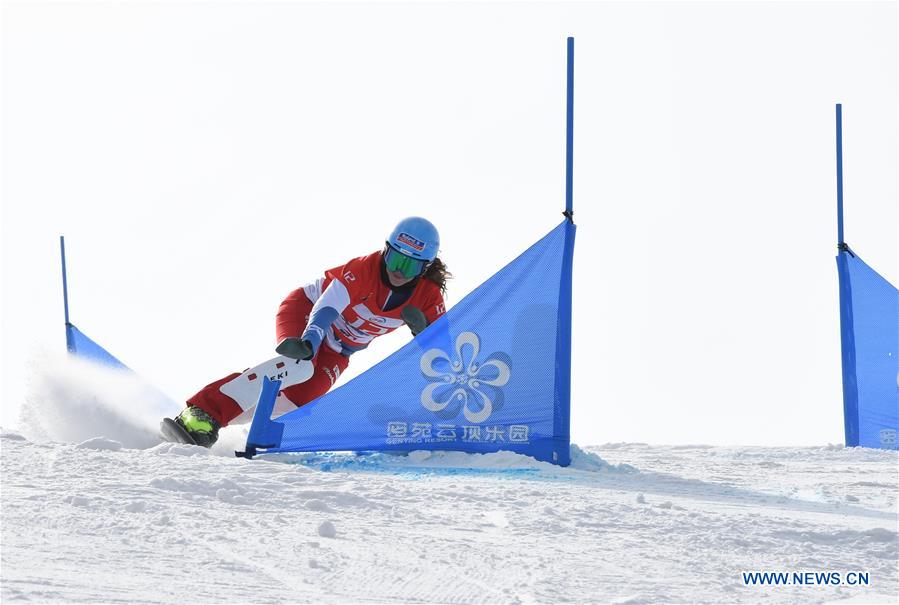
[1,1,896,446]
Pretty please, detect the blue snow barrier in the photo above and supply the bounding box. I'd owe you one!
[235,376,283,459]
[833,105,898,450]
[836,250,898,449]
[244,220,576,466]
[65,323,130,370]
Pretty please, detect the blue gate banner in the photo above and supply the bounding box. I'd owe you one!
[247,220,576,465]
[66,323,130,370]
[837,250,898,449]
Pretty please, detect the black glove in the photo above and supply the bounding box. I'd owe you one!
[276,337,314,361]
[401,305,428,336]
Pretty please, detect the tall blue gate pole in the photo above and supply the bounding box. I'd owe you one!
[552,36,576,465]
[836,104,844,246]
[60,235,77,354]
[565,36,574,221]
[834,103,859,446]
[60,236,70,325]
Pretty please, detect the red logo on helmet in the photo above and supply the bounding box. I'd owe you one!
[396,232,425,252]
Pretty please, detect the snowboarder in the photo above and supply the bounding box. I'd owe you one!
[165,217,449,447]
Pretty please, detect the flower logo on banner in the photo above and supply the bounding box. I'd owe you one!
[420,332,511,423]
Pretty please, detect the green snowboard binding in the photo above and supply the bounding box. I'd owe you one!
[160,406,220,448]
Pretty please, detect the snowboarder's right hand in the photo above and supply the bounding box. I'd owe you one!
[276,337,314,361]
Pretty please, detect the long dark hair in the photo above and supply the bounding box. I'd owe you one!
[423,257,451,295]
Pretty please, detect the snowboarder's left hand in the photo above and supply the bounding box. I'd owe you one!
[401,305,428,336]
[276,337,314,361]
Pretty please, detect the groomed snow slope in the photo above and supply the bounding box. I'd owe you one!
[2,356,897,603]
[2,433,897,604]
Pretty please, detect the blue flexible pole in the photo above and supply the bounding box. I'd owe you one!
[60,235,70,325]
[565,37,574,221]
[836,104,844,245]
[834,103,859,446]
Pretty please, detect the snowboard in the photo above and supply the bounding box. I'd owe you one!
[159,355,314,444]
[218,355,314,415]
[159,417,198,445]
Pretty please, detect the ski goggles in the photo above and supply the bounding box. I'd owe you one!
[383,244,429,278]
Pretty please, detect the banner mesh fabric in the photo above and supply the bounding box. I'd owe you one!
[66,323,129,370]
[836,251,898,449]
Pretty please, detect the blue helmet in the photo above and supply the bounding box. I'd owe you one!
[387,217,440,262]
